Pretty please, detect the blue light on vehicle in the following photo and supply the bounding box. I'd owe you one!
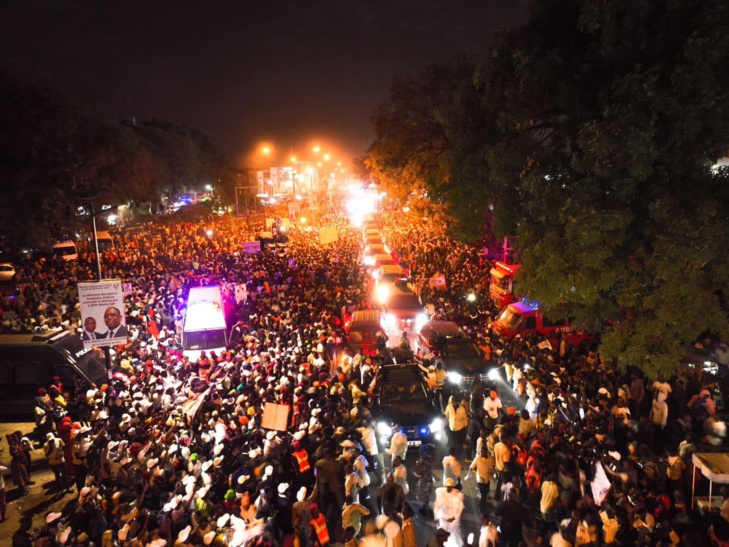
[419,426,430,437]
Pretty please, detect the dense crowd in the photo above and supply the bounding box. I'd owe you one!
[0,204,727,547]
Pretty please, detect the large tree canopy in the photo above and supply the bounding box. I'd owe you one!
[0,67,233,249]
[368,0,729,375]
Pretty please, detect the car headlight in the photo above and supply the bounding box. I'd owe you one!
[376,421,393,436]
[448,372,463,384]
[415,313,428,331]
[376,285,390,304]
[429,418,444,433]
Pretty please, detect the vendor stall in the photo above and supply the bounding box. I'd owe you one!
[692,452,729,510]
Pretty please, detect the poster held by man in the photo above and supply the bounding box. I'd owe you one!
[78,280,127,349]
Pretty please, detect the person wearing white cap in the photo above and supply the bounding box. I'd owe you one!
[44,432,68,491]
[434,477,464,547]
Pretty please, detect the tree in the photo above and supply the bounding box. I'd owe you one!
[368,0,729,375]
[482,0,729,375]
[0,65,86,248]
[366,56,476,203]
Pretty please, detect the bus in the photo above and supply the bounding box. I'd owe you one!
[182,286,228,360]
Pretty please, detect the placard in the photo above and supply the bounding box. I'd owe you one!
[590,462,612,506]
[78,280,127,348]
[243,241,261,254]
[318,226,338,245]
[261,403,290,432]
[429,274,447,290]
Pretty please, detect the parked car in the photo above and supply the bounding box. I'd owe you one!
[0,262,16,282]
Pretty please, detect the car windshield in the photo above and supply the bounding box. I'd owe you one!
[498,307,522,329]
[442,341,481,358]
[388,293,421,310]
[56,335,108,385]
[184,329,227,350]
[349,329,378,344]
[382,381,429,403]
[53,247,76,256]
[75,350,108,385]
[380,273,402,284]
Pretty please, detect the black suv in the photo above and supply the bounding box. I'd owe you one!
[416,320,489,388]
[370,364,444,450]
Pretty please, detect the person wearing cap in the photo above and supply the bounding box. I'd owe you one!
[293,481,319,547]
[5,431,31,496]
[309,502,330,546]
[292,440,315,492]
[44,432,68,491]
[434,477,464,547]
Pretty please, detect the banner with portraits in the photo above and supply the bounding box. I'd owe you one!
[78,280,127,348]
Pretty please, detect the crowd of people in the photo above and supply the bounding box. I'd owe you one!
[0,202,727,547]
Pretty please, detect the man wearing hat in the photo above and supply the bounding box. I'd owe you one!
[434,477,464,547]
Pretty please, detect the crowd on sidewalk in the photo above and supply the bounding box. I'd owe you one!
[0,206,726,547]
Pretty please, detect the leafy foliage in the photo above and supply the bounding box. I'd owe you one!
[367,0,729,375]
[0,66,233,249]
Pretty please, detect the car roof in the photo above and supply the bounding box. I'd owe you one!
[425,320,465,337]
[509,301,537,314]
[380,364,422,380]
[350,310,381,326]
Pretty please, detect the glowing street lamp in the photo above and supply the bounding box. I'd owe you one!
[313,146,321,153]
[323,154,331,161]
[262,146,272,155]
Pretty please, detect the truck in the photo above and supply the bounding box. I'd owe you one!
[491,300,595,350]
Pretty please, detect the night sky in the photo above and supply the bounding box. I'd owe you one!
[0,0,524,165]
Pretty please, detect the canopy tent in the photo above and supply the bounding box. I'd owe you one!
[691,452,729,510]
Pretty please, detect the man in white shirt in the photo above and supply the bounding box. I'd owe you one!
[387,425,408,470]
[392,455,409,496]
[468,447,495,514]
[434,478,465,547]
[445,396,469,457]
[483,390,503,426]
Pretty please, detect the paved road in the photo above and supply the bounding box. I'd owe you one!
[0,422,76,546]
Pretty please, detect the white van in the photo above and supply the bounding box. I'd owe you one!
[90,231,115,251]
[52,240,78,262]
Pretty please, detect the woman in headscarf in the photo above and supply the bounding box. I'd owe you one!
[5,431,30,495]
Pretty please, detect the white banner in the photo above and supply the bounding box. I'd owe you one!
[78,280,127,348]
[590,462,612,506]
